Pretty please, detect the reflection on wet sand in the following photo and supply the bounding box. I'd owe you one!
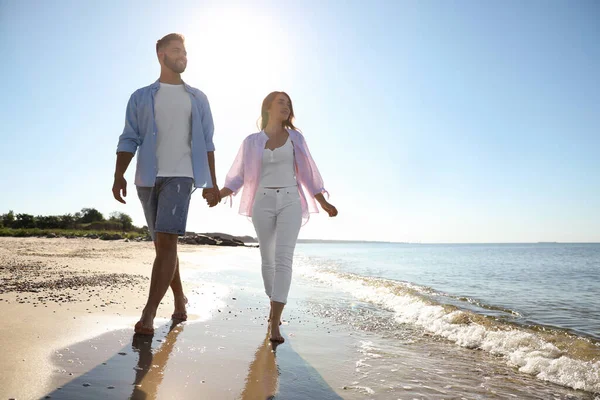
[130,322,184,400]
[240,335,281,400]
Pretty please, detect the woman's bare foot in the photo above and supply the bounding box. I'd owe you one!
[269,323,285,343]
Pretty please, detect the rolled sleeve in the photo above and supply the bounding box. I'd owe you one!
[199,93,215,152]
[116,93,140,154]
[296,133,326,197]
[224,141,245,194]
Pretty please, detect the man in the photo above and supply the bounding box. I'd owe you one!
[112,33,220,335]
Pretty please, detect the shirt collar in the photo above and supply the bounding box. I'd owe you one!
[260,127,295,140]
[151,79,193,93]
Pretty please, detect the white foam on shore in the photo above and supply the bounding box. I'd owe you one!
[298,266,600,394]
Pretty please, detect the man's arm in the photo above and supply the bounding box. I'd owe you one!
[198,91,219,207]
[199,93,215,153]
[115,151,134,178]
[113,92,140,204]
[112,152,134,204]
[207,151,217,188]
[203,151,220,207]
[116,93,141,155]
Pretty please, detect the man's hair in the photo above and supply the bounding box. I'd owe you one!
[156,33,185,53]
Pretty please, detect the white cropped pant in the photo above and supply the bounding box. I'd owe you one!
[251,186,302,304]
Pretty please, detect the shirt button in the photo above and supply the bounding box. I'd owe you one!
[153,132,157,135]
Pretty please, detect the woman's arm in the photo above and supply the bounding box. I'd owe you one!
[295,133,338,217]
[220,187,233,198]
[315,193,338,217]
[222,140,246,196]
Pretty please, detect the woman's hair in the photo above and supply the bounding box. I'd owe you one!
[258,91,300,131]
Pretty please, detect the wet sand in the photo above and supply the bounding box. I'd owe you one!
[0,237,351,400]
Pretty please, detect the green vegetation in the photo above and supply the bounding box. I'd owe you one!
[0,208,148,240]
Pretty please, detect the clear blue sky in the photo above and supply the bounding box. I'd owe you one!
[1,0,598,243]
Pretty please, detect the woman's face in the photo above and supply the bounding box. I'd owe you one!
[268,93,292,122]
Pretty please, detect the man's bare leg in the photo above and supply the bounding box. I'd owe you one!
[139,232,179,328]
[170,257,188,318]
[153,242,187,317]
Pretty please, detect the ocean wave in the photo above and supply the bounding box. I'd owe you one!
[297,264,600,394]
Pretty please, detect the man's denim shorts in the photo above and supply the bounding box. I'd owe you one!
[137,177,195,241]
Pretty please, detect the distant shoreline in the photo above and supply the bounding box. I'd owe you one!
[296,240,600,245]
[296,239,407,244]
[1,229,597,246]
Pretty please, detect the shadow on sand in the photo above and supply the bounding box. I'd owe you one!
[43,322,343,399]
[240,335,344,400]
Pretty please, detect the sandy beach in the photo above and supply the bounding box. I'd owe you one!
[0,237,354,400]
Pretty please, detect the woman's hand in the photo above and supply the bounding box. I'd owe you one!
[320,201,338,217]
[219,188,233,203]
[315,193,338,217]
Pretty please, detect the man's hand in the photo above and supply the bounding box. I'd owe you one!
[112,152,133,204]
[202,187,221,207]
[112,175,127,204]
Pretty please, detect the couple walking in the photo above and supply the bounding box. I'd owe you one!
[112,33,338,343]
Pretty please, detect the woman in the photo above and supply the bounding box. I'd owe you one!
[218,91,338,343]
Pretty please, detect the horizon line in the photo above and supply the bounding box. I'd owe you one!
[295,239,600,245]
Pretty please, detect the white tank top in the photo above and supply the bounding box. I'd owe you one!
[259,137,297,187]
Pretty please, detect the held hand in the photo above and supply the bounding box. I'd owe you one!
[112,175,127,204]
[320,201,338,217]
[219,188,233,202]
[203,187,221,207]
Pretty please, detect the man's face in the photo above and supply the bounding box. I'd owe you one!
[160,40,187,73]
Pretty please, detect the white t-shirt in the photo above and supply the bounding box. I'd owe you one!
[259,137,297,187]
[154,83,193,178]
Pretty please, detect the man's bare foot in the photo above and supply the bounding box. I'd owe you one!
[269,324,285,343]
[136,308,156,335]
[172,295,188,321]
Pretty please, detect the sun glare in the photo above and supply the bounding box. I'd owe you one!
[183,6,293,139]
[186,7,290,98]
